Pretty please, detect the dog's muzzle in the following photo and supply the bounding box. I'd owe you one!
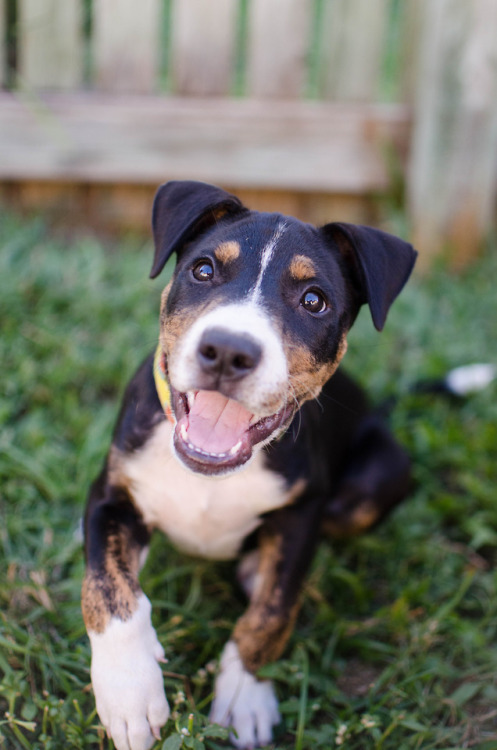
[159,332,294,476]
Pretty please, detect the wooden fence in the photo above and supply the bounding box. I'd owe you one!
[0,0,496,265]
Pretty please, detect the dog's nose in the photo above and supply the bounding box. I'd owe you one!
[197,328,262,381]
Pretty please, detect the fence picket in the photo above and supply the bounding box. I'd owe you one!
[400,0,425,104]
[319,0,388,102]
[18,0,83,89]
[0,0,5,87]
[170,0,237,95]
[247,0,312,98]
[1,0,495,259]
[94,0,161,93]
[408,0,497,265]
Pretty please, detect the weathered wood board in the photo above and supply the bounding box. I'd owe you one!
[93,0,161,93]
[0,92,408,193]
[319,0,388,102]
[247,0,312,98]
[171,0,237,95]
[0,0,5,88]
[17,0,83,89]
[408,0,497,265]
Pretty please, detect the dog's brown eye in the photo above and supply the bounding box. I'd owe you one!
[192,260,214,281]
[301,290,327,314]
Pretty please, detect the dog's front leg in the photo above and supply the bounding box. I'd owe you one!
[82,472,169,750]
[211,497,322,749]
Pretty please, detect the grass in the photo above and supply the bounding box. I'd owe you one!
[1,210,497,750]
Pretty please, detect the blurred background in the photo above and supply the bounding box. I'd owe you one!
[2,2,497,748]
[1,0,496,266]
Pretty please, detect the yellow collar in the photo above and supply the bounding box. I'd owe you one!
[153,344,175,424]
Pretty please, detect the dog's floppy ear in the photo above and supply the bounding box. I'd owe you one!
[322,222,417,331]
[150,181,246,278]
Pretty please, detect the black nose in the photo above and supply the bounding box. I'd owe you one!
[197,328,262,381]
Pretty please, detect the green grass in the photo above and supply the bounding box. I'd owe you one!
[1,210,497,749]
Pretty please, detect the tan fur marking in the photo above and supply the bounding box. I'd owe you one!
[286,478,307,505]
[81,529,142,633]
[160,280,172,316]
[160,307,201,359]
[289,254,316,281]
[107,446,132,491]
[160,298,220,359]
[314,335,348,389]
[214,241,241,264]
[285,334,348,406]
[233,532,300,674]
[212,207,229,222]
[323,501,380,539]
[82,467,144,633]
[349,502,380,532]
[82,575,110,633]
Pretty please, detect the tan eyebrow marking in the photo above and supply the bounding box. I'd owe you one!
[289,254,316,281]
[214,241,241,264]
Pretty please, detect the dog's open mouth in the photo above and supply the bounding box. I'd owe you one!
[170,387,294,475]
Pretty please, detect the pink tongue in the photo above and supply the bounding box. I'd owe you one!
[187,391,254,454]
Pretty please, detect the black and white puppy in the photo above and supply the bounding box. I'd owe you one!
[82,181,417,750]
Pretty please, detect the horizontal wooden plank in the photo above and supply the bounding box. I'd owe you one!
[0,92,408,193]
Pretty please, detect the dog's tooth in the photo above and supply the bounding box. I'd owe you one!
[187,391,196,410]
[180,424,188,441]
[229,441,242,456]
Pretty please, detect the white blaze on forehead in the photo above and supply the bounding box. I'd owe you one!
[250,221,287,302]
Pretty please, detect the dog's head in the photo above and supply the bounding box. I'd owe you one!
[151,181,416,476]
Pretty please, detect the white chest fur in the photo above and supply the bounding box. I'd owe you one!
[121,421,288,560]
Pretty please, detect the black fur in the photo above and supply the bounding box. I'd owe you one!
[82,181,417,750]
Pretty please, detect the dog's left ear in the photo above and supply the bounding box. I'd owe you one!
[150,181,247,278]
[322,222,417,331]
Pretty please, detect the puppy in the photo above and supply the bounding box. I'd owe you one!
[82,181,417,750]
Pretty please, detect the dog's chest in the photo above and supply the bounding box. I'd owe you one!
[122,421,289,559]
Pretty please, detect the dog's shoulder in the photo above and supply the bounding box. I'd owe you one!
[112,353,165,454]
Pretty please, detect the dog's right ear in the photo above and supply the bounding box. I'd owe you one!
[322,222,417,331]
[150,181,246,278]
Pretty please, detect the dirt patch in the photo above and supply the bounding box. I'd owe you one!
[336,659,383,697]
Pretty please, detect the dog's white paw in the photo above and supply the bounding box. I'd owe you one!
[210,641,280,749]
[89,595,170,750]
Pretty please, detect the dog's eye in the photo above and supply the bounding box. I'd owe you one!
[192,260,214,282]
[301,290,327,314]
